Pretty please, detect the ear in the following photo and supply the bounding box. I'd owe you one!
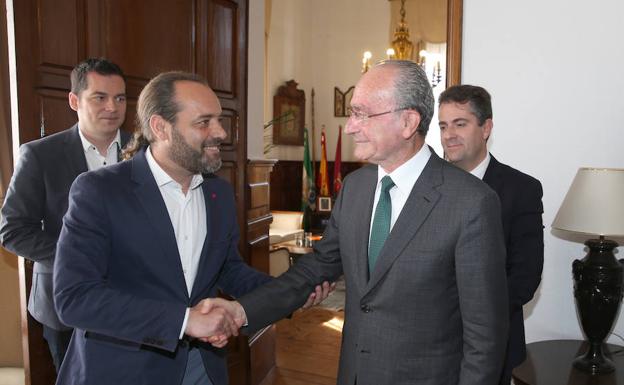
[401,110,422,139]
[482,119,493,141]
[68,92,79,112]
[149,115,170,142]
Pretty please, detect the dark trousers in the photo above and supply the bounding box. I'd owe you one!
[42,325,73,373]
[181,348,214,385]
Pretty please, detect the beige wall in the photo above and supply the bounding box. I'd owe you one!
[462,0,624,343]
[0,248,22,367]
[262,0,448,162]
[265,0,391,162]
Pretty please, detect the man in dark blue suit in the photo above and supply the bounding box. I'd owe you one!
[0,58,129,372]
[53,71,328,385]
[439,85,544,385]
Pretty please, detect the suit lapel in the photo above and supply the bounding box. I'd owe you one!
[365,154,443,293]
[353,166,378,291]
[189,180,219,300]
[64,125,88,176]
[131,150,189,298]
[483,154,504,193]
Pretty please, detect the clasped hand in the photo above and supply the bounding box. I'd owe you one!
[184,281,335,348]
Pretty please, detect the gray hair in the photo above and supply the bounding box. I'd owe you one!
[375,60,434,137]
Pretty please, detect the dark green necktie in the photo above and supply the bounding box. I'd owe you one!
[368,175,395,273]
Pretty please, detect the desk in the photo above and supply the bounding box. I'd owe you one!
[512,340,624,385]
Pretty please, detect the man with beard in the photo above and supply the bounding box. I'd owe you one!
[1,58,130,372]
[53,72,329,385]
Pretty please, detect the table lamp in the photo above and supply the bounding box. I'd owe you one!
[552,167,624,374]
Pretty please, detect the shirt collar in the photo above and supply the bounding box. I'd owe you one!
[470,152,491,180]
[145,146,204,190]
[377,145,432,194]
[78,126,121,153]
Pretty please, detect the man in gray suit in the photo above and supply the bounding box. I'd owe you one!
[211,60,509,385]
[0,58,129,371]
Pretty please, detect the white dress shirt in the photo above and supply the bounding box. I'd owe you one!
[145,147,207,338]
[369,145,432,241]
[78,128,121,170]
[470,152,491,180]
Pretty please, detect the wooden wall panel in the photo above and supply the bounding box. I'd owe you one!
[88,1,195,77]
[206,0,236,96]
[220,107,237,149]
[39,0,79,67]
[39,90,78,137]
[270,160,364,211]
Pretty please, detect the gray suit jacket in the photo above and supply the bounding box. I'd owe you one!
[0,125,129,330]
[240,151,509,385]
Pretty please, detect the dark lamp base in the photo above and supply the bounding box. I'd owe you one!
[572,344,615,374]
[572,237,623,375]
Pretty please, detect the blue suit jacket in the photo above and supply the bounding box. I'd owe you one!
[483,155,543,377]
[53,148,271,385]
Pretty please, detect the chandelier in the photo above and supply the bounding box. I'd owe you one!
[361,0,442,88]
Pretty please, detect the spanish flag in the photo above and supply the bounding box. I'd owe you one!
[317,128,330,197]
[333,126,342,197]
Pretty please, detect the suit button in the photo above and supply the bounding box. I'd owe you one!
[360,304,371,313]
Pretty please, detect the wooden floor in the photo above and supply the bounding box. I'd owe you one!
[266,307,344,385]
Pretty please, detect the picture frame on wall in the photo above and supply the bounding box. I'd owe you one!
[318,196,332,212]
[334,86,354,117]
[273,80,305,145]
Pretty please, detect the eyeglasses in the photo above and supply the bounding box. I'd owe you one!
[347,107,412,122]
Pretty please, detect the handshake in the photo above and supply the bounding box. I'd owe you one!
[184,281,335,348]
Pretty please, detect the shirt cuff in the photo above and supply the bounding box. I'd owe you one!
[241,305,248,327]
[179,307,190,339]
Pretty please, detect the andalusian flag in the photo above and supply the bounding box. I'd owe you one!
[302,128,316,211]
[317,128,330,197]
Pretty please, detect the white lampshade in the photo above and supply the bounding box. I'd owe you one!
[552,168,624,237]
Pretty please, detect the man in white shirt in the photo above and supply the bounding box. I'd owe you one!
[53,71,328,385]
[0,58,129,372]
[438,84,544,385]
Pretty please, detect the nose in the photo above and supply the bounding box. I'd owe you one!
[441,126,455,140]
[104,97,117,112]
[344,117,359,135]
[212,120,227,141]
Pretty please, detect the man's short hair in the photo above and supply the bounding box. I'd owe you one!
[438,85,492,126]
[70,58,125,95]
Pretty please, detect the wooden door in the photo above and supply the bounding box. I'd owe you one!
[7,1,258,384]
